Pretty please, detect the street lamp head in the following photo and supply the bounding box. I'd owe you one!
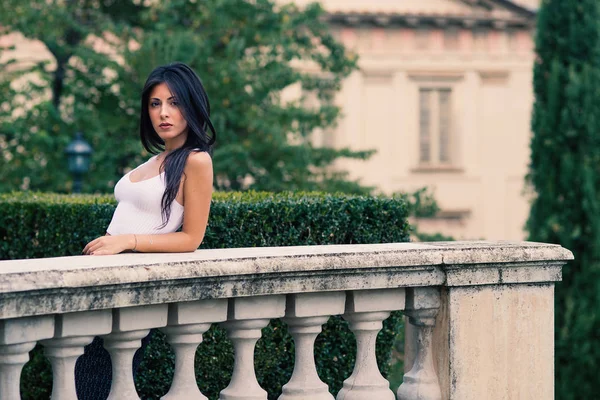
[65,132,93,175]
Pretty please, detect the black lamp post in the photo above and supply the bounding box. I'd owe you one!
[65,132,93,193]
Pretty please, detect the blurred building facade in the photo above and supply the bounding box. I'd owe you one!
[293,0,540,240]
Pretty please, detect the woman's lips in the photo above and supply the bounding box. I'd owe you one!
[159,123,172,129]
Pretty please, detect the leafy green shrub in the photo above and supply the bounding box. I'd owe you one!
[2,191,410,399]
[393,187,454,242]
[1,191,411,259]
[0,192,116,260]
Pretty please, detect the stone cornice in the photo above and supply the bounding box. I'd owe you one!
[321,0,536,29]
[326,12,534,29]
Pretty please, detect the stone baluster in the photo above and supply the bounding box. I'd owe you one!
[219,295,286,400]
[160,299,228,400]
[0,315,54,400]
[41,310,112,400]
[103,304,168,400]
[397,287,441,400]
[337,288,405,400]
[279,292,346,400]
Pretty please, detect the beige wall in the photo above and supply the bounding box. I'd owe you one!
[294,0,540,241]
[512,0,539,10]
[327,23,535,240]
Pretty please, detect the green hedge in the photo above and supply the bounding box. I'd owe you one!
[1,191,411,399]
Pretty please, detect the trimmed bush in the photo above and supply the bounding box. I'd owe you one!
[1,191,411,259]
[1,191,410,399]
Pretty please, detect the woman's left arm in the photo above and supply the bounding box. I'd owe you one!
[83,152,213,255]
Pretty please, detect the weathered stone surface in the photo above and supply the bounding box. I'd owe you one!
[112,304,168,332]
[285,292,346,317]
[53,310,112,337]
[0,241,574,400]
[405,287,441,313]
[425,283,555,400]
[161,323,212,400]
[227,295,286,320]
[280,314,334,400]
[338,310,396,400]
[0,315,54,344]
[444,263,562,286]
[345,288,405,313]
[0,241,572,319]
[399,288,442,400]
[167,299,228,325]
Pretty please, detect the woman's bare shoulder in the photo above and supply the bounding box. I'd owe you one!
[185,151,213,176]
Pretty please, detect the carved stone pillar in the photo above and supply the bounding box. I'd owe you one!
[337,289,405,400]
[161,299,227,400]
[397,287,441,400]
[219,295,285,400]
[0,316,54,400]
[0,341,37,399]
[42,310,112,400]
[280,292,345,400]
[45,337,96,400]
[103,304,168,400]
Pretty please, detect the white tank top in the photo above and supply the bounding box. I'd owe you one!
[106,157,184,235]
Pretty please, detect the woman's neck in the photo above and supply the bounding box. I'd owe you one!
[163,132,188,152]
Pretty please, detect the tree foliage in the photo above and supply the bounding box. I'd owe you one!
[0,0,371,194]
[0,0,144,192]
[527,0,600,397]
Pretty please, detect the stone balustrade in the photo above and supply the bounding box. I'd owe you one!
[0,241,572,400]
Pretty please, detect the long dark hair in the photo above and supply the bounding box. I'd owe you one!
[140,62,216,227]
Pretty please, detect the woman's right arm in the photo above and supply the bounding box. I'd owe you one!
[83,152,213,255]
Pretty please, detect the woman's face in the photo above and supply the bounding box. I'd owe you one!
[148,82,188,149]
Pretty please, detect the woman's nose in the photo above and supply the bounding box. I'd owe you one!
[160,105,169,118]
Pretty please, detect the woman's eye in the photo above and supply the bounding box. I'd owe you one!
[150,102,160,107]
[171,101,179,106]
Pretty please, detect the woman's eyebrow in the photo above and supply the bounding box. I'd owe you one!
[150,96,176,101]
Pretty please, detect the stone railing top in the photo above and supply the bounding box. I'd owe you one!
[0,241,572,291]
[0,241,572,319]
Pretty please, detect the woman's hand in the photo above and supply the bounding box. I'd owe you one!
[83,234,135,256]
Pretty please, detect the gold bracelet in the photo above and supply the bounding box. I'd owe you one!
[132,234,138,252]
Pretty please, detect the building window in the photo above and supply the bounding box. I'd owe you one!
[419,87,453,165]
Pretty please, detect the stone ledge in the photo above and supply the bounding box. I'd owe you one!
[0,241,572,291]
[0,265,445,319]
[0,241,573,319]
[444,262,563,286]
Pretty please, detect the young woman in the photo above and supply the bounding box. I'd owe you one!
[83,62,215,256]
[76,62,216,399]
